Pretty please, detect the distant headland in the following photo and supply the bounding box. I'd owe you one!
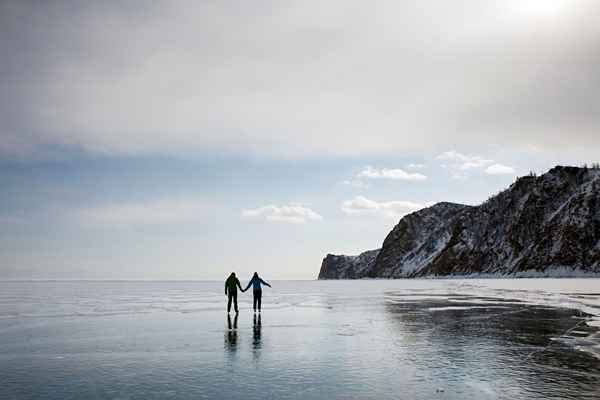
[319,165,600,279]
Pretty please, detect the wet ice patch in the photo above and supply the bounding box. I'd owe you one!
[552,335,600,360]
[427,305,510,312]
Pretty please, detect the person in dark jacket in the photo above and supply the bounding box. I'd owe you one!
[225,272,244,313]
[243,272,271,312]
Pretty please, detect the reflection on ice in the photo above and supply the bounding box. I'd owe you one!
[225,313,239,353]
[253,313,262,350]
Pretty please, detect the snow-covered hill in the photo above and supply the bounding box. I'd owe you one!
[318,166,600,279]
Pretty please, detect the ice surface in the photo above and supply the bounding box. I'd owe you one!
[0,279,599,399]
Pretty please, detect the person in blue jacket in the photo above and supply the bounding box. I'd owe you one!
[243,272,271,312]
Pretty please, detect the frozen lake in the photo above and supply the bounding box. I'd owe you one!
[1,279,599,399]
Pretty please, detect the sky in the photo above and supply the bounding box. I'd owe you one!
[1,0,600,280]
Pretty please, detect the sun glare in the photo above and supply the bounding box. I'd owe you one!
[512,0,572,19]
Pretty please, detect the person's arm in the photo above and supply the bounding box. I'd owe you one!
[260,278,271,288]
[237,278,245,292]
[224,280,228,295]
[242,278,252,292]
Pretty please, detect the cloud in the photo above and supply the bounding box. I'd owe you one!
[242,204,322,224]
[2,1,600,159]
[437,151,494,170]
[406,163,425,169]
[341,196,427,219]
[437,150,516,178]
[339,180,370,189]
[356,166,427,181]
[77,198,208,226]
[485,163,516,175]
[449,172,468,180]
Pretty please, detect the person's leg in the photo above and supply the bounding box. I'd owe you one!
[227,293,232,313]
[253,291,257,312]
[233,292,238,313]
[257,289,262,311]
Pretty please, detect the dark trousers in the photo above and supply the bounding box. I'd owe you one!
[253,289,262,311]
[227,292,238,313]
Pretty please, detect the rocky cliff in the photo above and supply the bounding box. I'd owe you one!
[318,249,380,279]
[318,166,600,279]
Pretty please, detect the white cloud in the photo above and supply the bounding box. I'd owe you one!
[450,172,468,180]
[485,163,516,175]
[341,196,428,219]
[436,151,494,170]
[242,204,322,224]
[339,180,370,189]
[406,163,425,169]
[356,166,427,181]
[78,198,208,226]
[437,150,517,178]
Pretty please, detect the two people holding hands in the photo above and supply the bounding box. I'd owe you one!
[224,272,271,314]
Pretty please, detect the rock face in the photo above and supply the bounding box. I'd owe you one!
[318,166,600,279]
[368,202,471,278]
[318,249,380,279]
